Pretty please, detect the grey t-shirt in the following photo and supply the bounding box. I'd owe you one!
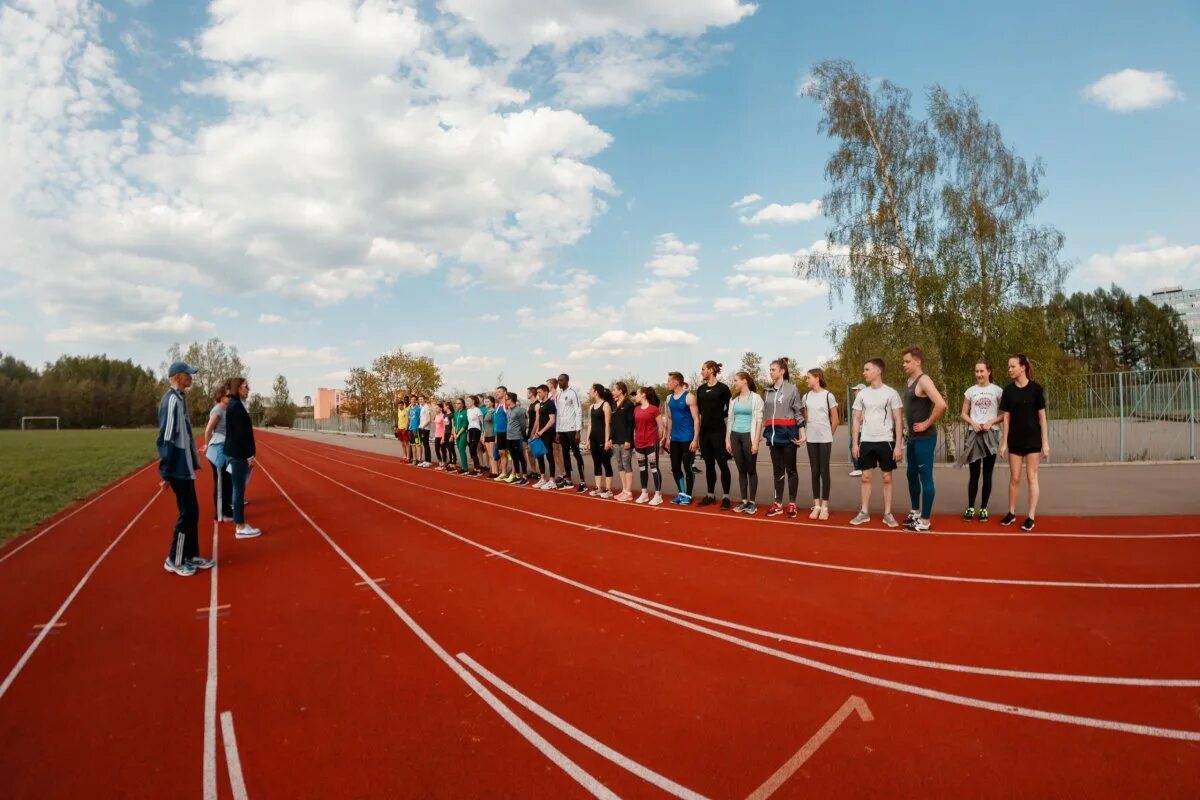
[209,403,227,443]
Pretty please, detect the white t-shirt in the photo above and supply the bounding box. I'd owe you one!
[853,385,902,442]
[467,406,483,430]
[964,383,1004,426]
[556,386,582,433]
[802,390,838,444]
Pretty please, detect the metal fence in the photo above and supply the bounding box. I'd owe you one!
[291,415,398,439]
[842,367,1199,464]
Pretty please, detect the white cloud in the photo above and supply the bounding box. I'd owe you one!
[449,355,504,371]
[0,323,27,342]
[404,341,464,356]
[551,36,723,109]
[245,346,343,364]
[46,313,215,344]
[1083,69,1183,112]
[568,327,699,360]
[714,297,753,314]
[213,307,240,318]
[258,313,285,324]
[730,193,762,209]
[721,240,834,308]
[518,269,620,329]
[479,313,501,322]
[646,232,700,277]
[625,279,709,321]
[1087,238,1200,288]
[531,347,546,356]
[725,274,826,306]
[739,200,822,225]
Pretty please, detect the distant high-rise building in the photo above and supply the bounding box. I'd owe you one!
[1151,286,1200,344]
[314,388,345,419]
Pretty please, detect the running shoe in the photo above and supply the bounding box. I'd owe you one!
[809,506,820,519]
[235,526,263,539]
[163,559,196,577]
[540,481,557,491]
[1000,512,1018,526]
[720,497,731,511]
[516,478,529,486]
[698,496,716,508]
[493,474,506,481]
[882,513,900,529]
[849,511,870,526]
[678,494,693,506]
[766,503,785,518]
[744,502,758,516]
[962,507,976,521]
[635,491,650,504]
[848,469,863,477]
[599,491,613,499]
[786,503,798,519]
[671,494,683,505]
[1021,517,1036,532]
[905,510,920,525]
[732,500,747,513]
[576,483,587,494]
[978,509,989,523]
[818,507,829,521]
[188,557,215,570]
[555,476,567,489]
[906,519,931,533]
[588,488,600,497]
[615,491,632,502]
[648,493,664,506]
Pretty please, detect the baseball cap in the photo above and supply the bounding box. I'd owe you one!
[168,361,198,377]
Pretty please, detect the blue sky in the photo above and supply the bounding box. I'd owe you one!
[1,0,1197,402]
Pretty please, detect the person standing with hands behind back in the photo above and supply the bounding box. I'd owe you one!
[999,354,1049,531]
[849,359,903,529]
[224,377,263,540]
[159,361,213,576]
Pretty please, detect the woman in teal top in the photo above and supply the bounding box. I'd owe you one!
[724,372,764,514]
[453,398,470,473]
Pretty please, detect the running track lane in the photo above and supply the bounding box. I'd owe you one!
[255,446,1200,797]
[260,435,1200,680]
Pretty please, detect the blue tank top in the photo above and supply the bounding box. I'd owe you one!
[668,390,694,443]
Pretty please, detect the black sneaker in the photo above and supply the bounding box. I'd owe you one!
[1021,517,1036,532]
[720,497,731,511]
[744,502,758,515]
[698,496,716,507]
[576,483,587,494]
[1000,512,1017,526]
[962,507,975,521]
[978,509,990,523]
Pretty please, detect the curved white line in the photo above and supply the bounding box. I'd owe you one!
[257,451,1200,742]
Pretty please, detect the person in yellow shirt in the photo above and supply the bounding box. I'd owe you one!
[396,398,411,462]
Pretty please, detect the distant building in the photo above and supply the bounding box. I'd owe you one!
[303,395,312,407]
[1151,286,1200,344]
[314,387,345,420]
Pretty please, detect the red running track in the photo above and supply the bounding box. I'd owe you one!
[0,429,1197,799]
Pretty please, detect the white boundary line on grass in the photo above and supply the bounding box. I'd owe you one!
[606,590,1200,687]
[203,522,220,800]
[256,463,619,800]
[220,710,250,800]
[288,435,1200,540]
[0,463,156,566]
[0,486,163,701]
[263,443,1200,590]
[259,450,1200,742]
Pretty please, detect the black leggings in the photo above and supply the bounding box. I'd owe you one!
[729,431,758,502]
[558,431,585,480]
[769,443,799,504]
[419,430,431,462]
[806,441,833,501]
[703,446,731,497]
[669,441,695,496]
[443,434,456,464]
[507,439,527,475]
[537,432,557,476]
[468,429,482,470]
[590,439,613,478]
[968,454,997,508]
[636,446,662,492]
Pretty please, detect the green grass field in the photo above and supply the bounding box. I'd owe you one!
[0,429,157,546]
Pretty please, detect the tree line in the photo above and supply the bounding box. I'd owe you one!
[339,349,443,431]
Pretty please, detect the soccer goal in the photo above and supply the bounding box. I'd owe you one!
[20,416,61,430]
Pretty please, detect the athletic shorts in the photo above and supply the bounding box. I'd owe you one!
[398,430,409,443]
[858,440,896,472]
[1008,443,1041,457]
[614,445,633,472]
[699,430,729,461]
[484,435,496,443]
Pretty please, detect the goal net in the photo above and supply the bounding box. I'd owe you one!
[20,416,61,430]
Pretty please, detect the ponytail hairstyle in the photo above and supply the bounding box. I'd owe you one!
[640,386,661,407]
[612,380,629,401]
[703,360,722,376]
[734,370,757,394]
[212,382,231,404]
[591,383,614,405]
[770,357,791,382]
[807,367,827,388]
[1011,353,1033,380]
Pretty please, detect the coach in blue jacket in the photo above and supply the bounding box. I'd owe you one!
[158,362,213,577]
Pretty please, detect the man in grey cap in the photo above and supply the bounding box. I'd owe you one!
[848,384,867,476]
[158,362,214,577]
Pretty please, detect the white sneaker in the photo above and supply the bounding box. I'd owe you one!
[235,526,263,539]
[648,492,664,506]
[635,491,650,504]
[849,511,870,526]
[599,491,613,499]
[849,469,863,477]
[163,559,196,577]
[539,481,556,491]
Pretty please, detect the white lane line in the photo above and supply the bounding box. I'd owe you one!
[484,550,511,559]
[0,463,157,566]
[295,438,1200,540]
[203,522,220,800]
[608,591,1200,687]
[746,696,873,800]
[353,578,386,586]
[263,444,1200,590]
[457,652,709,800]
[32,623,67,630]
[197,604,231,613]
[0,486,163,702]
[220,711,250,800]
[256,462,618,800]
[264,448,1200,742]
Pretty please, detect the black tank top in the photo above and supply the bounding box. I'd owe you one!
[905,375,934,439]
[589,403,607,442]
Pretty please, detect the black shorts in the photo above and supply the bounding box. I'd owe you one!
[1008,443,1041,457]
[859,441,896,472]
[699,430,729,461]
[484,435,495,443]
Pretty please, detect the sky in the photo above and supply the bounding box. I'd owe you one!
[1,0,1197,402]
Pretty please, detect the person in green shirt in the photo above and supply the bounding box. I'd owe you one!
[453,398,470,473]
